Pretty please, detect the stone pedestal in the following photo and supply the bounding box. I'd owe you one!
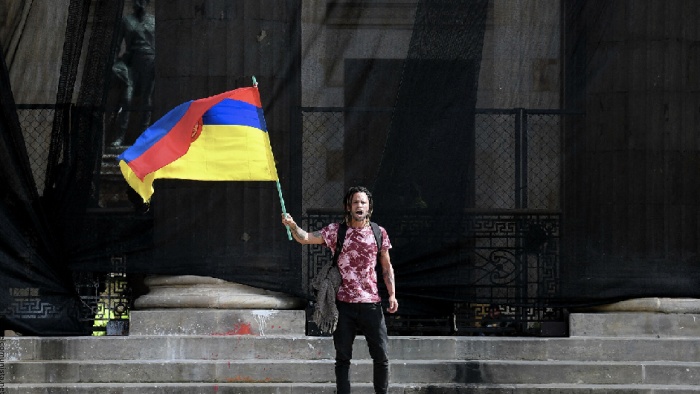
[131,275,307,336]
[572,298,700,314]
[134,275,305,310]
[570,297,700,337]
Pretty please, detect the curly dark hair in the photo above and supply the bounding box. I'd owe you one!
[343,186,373,224]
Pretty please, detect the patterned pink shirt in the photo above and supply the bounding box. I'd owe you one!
[320,222,392,303]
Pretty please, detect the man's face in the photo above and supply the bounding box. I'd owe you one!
[348,192,370,223]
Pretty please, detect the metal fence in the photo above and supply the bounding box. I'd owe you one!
[16,104,66,196]
[300,107,564,212]
[301,107,573,336]
[20,105,565,210]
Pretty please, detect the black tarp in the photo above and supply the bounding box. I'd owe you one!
[0,48,86,335]
[3,0,700,335]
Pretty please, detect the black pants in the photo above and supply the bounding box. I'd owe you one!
[333,301,389,394]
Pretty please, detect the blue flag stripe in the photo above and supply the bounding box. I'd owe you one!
[203,99,267,131]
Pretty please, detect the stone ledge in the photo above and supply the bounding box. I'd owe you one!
[572,298,700,314]
[570,312,700,337]
[569,298,700,337]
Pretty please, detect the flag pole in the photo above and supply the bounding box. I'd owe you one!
[277,180,293,241]
[253,76,293,241]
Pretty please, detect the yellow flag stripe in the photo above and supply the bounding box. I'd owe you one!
[119,160,156,202]
[153,124,279,181]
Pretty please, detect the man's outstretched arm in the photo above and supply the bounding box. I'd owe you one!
[281,214,324,245]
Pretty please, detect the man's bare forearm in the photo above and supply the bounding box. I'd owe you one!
[383,267,395,297]
[289,223,307,242]
[382,259,398,313]
[282,214,323,245]
[289,224,322,244]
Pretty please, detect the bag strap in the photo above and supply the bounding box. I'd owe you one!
[332,223,348,267]
[370,221,384,281]
[370,222,382,261]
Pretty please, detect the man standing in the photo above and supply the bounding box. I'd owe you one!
[282,186,398,394]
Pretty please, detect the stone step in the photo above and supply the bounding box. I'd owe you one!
[7,359,700,386]
[5,382,700,394]
[7,335,700,362]
[8,310,700,391]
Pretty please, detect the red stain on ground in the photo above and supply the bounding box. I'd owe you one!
[230,322,252,335]
[211,322,255,336]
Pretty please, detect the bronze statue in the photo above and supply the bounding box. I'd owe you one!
[111,0,155,146]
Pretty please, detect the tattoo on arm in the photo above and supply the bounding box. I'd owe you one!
[383,269,395,298]
[312,230,321,238]
[383,270,395,285]
[290,226,308,242]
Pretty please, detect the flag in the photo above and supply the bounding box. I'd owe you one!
[117,86,279,202]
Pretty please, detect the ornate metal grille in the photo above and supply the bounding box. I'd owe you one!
[73,256,132,336]
[5,288,61,320]
[305,209,561,336]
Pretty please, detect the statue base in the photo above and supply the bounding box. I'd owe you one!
[570,297,700,337]
[131,275,307,336]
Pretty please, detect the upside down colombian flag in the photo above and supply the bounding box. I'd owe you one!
[117,86,278,202]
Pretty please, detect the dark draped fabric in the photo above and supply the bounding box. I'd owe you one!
[371,0,488,314]
[0,47,86,335]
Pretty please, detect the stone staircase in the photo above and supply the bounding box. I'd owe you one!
[5,309,700,393]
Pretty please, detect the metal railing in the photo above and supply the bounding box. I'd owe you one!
[304,209,561,336]
[300,107,572,212]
